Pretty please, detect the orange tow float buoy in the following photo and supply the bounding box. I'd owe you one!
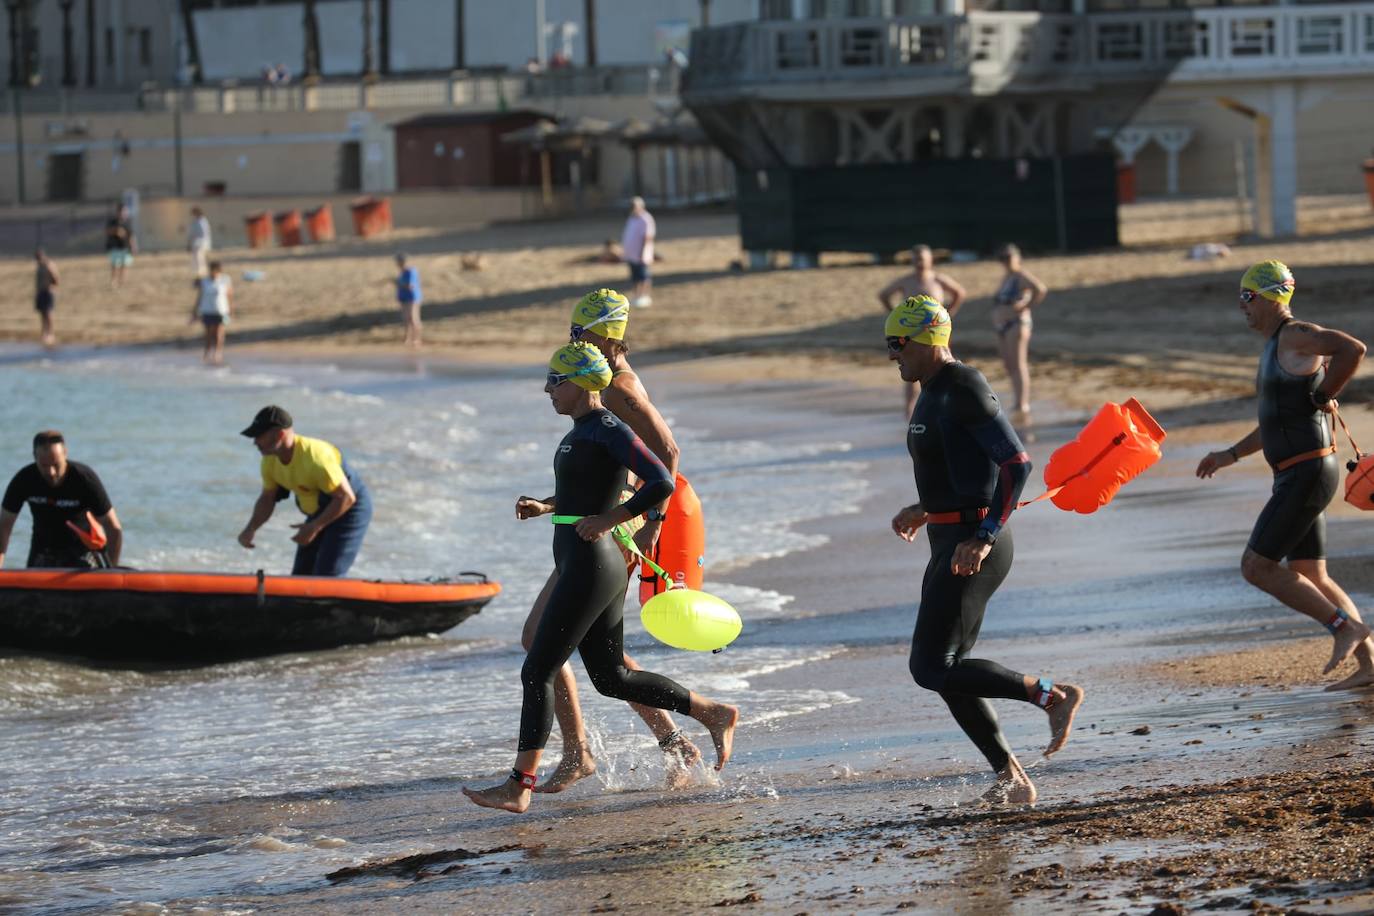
[1040,398,1166,514]
[640,473,705,603]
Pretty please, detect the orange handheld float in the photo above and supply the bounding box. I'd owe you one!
[1037,398,1166,514]
[64,511,108,551]
[640,473,706,603]
[1333,410,1374,511]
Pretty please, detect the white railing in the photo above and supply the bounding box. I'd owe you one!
[685,4,1374,94]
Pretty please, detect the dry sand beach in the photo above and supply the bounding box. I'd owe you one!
[3,196,1374,913]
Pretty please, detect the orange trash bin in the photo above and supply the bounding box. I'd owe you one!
[274,209,303,248]
[350,196,393,238]
[304,205,335,243]
[1116,162,1137,204]
[244,211,272,249]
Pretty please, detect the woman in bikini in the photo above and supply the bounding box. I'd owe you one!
[990,244,1048,425]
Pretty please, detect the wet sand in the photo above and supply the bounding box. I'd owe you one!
[29,356,1362,915]
[4,199,1374,912]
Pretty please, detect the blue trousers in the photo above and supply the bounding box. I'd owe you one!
[292,465,372,577]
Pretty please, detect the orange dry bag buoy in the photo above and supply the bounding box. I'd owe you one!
[64,510,108,551]
[640,473,705,604]
[1334,409,1374,510]
[1041,398,1166,514]
[1344,455,1374,510]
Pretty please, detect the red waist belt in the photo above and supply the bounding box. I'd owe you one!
[1274,444,1336,472]
[926,507,989,525]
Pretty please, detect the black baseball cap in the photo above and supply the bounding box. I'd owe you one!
[240,405,293,438]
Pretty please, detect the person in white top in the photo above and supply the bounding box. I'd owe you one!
[620,196,656,307]
[187,207,212,278]
[189,260,233,365]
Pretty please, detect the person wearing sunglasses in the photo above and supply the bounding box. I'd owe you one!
[886,295,1084,805]
[511,289,705,794]
[1196,260,1374,690]
[463,342,738,814]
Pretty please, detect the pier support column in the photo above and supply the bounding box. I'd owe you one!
[1267,82,1297,237]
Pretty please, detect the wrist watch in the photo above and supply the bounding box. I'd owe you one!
[974,528,997,546]
[1311,388,1332,407]
[646,508,667,522]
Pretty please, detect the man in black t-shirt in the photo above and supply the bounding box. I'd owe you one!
[0,431,123,568]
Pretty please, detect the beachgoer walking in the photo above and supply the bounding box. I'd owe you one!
[394,253,422,348]
[1196,260,1374,690]
[621,197,656,308]
[990,244,1047,425]
[463,342,737,814]
[105,205,136,288]
[886,296,1083,805]
[0,430,123,569]
[34,249,58,348]
[187,207,212,278]
[236,406,373,577]
[515,289,703,793]
[190,260,233,365]
[878,244,968,418]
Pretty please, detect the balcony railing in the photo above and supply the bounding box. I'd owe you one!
[685,4,1374,95]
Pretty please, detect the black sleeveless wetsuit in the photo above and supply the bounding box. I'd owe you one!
[907,362,1033,772]
[519,408,686,752]
[1248,318,1338,561]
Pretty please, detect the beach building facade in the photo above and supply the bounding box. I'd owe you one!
[0,0,1368,241]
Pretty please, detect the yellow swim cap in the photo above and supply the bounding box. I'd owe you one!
[885,295,952,346]
[548,342,612,392]
[1240,260,1295,306]
[571,288,630,341]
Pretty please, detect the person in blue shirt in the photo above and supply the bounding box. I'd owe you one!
[395,253,422,348]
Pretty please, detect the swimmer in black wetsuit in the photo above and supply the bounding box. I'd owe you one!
[1197,260,1374,690]
[885,296,1084,806]
[463,343,738,814]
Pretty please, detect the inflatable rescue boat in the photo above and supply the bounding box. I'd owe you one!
[0,568,500,662]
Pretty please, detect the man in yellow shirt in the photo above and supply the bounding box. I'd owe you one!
[236,406,373,576]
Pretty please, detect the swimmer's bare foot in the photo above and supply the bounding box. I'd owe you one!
[693,701,739,772]
[1325,641,1374,691]
[1323,619,1371,675]
[532,748,595,793]
[461,779,531,813]
[1045,683,1085,758]
[660,731,703,789]
[983,758,1037,806]
[1325,667,1374,691]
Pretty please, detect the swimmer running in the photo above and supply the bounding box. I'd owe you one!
[514,289,707,792]
[886,296,1084,805]
[1196,260,1374,690]
[463,343,737,814]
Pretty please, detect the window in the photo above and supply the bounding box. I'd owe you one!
[138,29,151,68]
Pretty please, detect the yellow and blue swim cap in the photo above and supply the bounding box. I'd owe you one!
[1240,260,1295,306]
[548,342,612,392]
[884,295,952,346]
[571,288,630,341]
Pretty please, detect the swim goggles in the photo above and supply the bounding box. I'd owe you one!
[885,335,910,355]
[1238,289,1259,303]
[546,366,601,387]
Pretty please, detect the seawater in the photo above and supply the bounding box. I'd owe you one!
[0,348,866,911]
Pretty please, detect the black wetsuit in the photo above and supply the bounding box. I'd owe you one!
[1248,318,1338,561]
[907,362,1033,772]
[519,408,687,752]
[1,462,112,568]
